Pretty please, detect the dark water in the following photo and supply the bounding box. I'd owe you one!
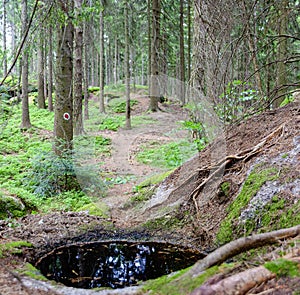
[36,241,203,289]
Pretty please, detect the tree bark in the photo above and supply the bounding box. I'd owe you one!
[48,24,54,112]
[190,266,276,295]
[124,0,131,129]
[149,0,161,112]
[54,3,74,155]
[99,1,105,113]
[274,0,288,108]
[187,0,191,85]
[179,0,185,105]
[73,0,84,135]
[37,26,46,109]
[83,22,89,120]
[3,0,7,76]
[20,0,31,129]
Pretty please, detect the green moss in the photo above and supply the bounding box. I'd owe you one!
[126,171,174,207]
[76,202,109,218]
[220,181,231,196]
[264,258,300,277]
[0,195,27,219]
[135,170,174,190]
[143,215,184,231]
[141,265,221,295]
[216,165,278,244]
[20,263,48,281]
[0,241,33,258]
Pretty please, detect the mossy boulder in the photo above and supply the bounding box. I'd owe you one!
[0,195,27,219]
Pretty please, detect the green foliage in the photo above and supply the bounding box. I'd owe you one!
[215,80,265,123]
[216,165,278,244]
[279,95,295,107]
[99,116,124,131]
[0,241,33,258]
[264,258,300,277]
[137,140,198,169]
[180,120,208,151]
[109,99,138,113]
[40,190,92,212]
[94,135,111,155]
[88,86,100,93]
[24,151,81,198]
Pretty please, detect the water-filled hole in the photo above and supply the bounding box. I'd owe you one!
[36,241,203,289]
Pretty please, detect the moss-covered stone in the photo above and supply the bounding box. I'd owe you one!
[0,195,27,219]
[216,165,278,244]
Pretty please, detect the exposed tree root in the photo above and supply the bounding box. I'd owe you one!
[182,225,300,280]
[189,124,284,214]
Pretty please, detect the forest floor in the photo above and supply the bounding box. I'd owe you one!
[0,96,299,294]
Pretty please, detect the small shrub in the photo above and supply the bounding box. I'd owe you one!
[24,151,81,198]
[99,116,124,131]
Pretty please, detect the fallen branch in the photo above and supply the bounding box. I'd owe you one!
[181,225,300,281]
[190,265,275,295]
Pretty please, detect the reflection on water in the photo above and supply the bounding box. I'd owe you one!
[36,241,203,289]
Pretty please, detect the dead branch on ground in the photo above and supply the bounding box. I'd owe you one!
[190,266,275,295]
[181,225,300,280]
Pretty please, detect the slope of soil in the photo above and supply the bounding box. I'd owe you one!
[0,99,299,295]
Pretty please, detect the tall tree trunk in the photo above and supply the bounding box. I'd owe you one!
[48,24,54,112]
[114,37,118,84]
[73,0,84,135]
[37,27,46,109]
[149,0,161,112]
[274,0,288,108]
[147,0,151,85]
[99,2,105,113]
[124,0,131,129]
[242,1,263,96]
[187,0,191,85]
[179,0,185,105]
[3,0,7,76]
[83,22,89,120]
[54,7,74,155]
[20,0,31,129]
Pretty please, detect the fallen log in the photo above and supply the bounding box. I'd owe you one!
[190,266,276,295]
[181,225,300,280]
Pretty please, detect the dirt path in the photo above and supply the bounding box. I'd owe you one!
[96,97,190,219]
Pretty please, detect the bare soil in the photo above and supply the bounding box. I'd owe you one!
[0,97,299,295]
